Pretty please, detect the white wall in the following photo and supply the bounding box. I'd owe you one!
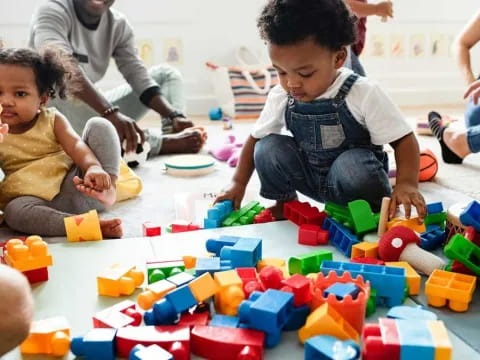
[1,0,479,113]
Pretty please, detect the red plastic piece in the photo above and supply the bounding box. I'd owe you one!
[191,325,264,360]
[177,312,210,328]
[298,224,329,245]
[244,280,264,298]
[23,266,49,284]
[259,266,284,290]
[351,257,385,265]
[171,224,201,233]
[280,274,312,307]
[283,200,326,226]
[143,222,161,237]
[464,226,480,245]
[93,300,142,328]
[362,319,400,360]
[254,209,276,224]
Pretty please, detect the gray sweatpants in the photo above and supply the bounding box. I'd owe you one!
[48,64,186,156]
[3,118,121,236]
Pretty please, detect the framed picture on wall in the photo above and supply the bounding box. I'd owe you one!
[410,34,426,57]
[369,34,387,58]
[163,38,183,65]
[136,39,155,66]
[430,34,447,57]
[390,34,406,57]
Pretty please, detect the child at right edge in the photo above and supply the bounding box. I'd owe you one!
[216,0,426,220]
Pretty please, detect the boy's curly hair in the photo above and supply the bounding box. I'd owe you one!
[0,46,80,99]
[258,0,356,51]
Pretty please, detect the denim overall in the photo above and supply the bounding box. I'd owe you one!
[254,73,391,211]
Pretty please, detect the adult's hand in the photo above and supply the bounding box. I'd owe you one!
[172,116,194,133]
[375,1,393,18]
[107,112,145,153]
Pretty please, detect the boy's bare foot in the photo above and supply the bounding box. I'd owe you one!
[268,202,287,221]
[160,129,204,154]
[73,176,116,206]
[100,218,123,238]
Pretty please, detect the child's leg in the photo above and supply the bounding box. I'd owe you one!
[325,148,391,212]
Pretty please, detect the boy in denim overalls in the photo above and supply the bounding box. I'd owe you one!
[216,0,426,221]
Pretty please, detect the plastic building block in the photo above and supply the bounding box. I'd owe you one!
[387,217,426,233]
[350,242,378,260]
[459,200,480,231]
[366,288,377,317]
[64,209,103,242]
[220,237,262,268]
[4,236,53,272]
[324,282,360,301]
[425,269,476,312]
[283,304,310,331]
[304,335,360,360]
[191,325,264,360]
[204,200,233,228]
[320,261,405,307]
[142,222,161,237]
[206,235,239,256]
[347,199,378,236]
[214,270,245,316]
[259,265,285,290]
[427,320,452,360]
[23,266,49,284]
[222,200,264,226]
[322,218,360,257]
[284,200,326,226]
[299,303,359,344]
[94,299,142,328]
[194,257,232,276]
[254,209,276,223]
[165,271,195,287]
[146,259,185,284]
[350,257,385,265]
[420,228,446,251]
[129,344,173,360]
[137,279,176,310]
[424,212,447,229]
[288,250,332,275]
[177,311,210,328]
[165,284,197,314]
[387,306,437,321]
[444,233,480,276]
[281,273,312,306]
[71,328,117,360]
[298,224,329,245]
[97,263,144,297]
[427,202,444,214]
[182,255,197,269]
[362,318,401,360]
[115,325,190,359]
[188,272,218,303]
[464,226,480,245]
[209,314,240,328]
[20,317,71,356]
[171,223,201,233]
[325,202,353,228]
[385,261,420,295]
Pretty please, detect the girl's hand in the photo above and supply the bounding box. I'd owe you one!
[389,183,427,221]
[83,165,111,191]
[214,181,247,210]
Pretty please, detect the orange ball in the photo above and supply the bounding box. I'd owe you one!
[419,149,438,181]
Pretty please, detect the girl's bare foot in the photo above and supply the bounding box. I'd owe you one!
[73,176,116,206]
[100,218,123,238]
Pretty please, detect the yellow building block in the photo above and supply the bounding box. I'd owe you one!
[4,236,53,272]
[97,263,144,297]
[182,255,197,269]
[386,261,421,295]
[428,320,452,360]
[20,317,70,356]
[257,258,288,277]
[137,279,176,310]
[189,272,218,302]
[351,242,379,259]
[298,303,359,344]
[64,209,102,242]
[387,217,426,233]
[214,270,245,316]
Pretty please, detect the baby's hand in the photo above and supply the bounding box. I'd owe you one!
[83,165,111,191]
[389,183,427,221]
[0,124,8,142]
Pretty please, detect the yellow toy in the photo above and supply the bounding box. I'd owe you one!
[64,209,102,242]
[97,263,144,297]
[4,236,52,272]
[20,317,70,356]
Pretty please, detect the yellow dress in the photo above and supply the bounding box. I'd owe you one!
[0,108,73,209]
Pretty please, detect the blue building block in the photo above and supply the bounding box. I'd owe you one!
[143,298,179,325]
[203,201,234,229]
[206,235,239,256]
[129,344,173,360]
[70,328,117,360]
[387,306,437,321]
[323,282,360,300]
[320,261,406,307]
[427,202,443,214]
[322,217,360,257]
[165,284,197,313]
[459,200,480,232]
[396,319,435,360]
[420,228,446,251]
[209,314,240,328]
[194,257,232,276]
[283,304,310,331]
[304,335,360,360]
[220,237,262,268]
[164,271,195,287]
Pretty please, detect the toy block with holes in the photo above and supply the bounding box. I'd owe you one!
[351,257,385,265]
[362,318,452,360]
[3,236,53,272]
[298,224,329,245]
[310,271,370,334]
[385,262,421,295]
[459,200,480,231]
[320,261,406,307]
[420,227,446,250]
[222,200,265,226]
[425,269,476,312]
[129,344,173,360]
[20,317,71,356]
[325,202,353,228]
[284,200,326,226]
[64,209,103,242]
[305,335,360,360]
[350,242,379,260]
[288,250,333,275]
[444,233,480,276]
[214,269,246,316]
[298,302,360,344]
[115,325,190,359]
[204,200,233,228]
[93,299,142,328]
[71,328,117,360]
[347,199,378,236]
[146,259,185,284]
[194,256,232,276]
[207,235,262,268]
[142,222,161,237]
[322,218,360,257]
[254,208,276,223]
[191,325,264,360]
[97,263,145,297]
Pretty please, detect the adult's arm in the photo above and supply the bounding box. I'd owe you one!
[453,10,480,85]
[346,0,393,18]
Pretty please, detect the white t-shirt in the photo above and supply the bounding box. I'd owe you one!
[252,68,412,146]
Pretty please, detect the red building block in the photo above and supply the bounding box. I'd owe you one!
[283,200,326,226]
[143,222,161,237]
[93,300,142,328]
[171,223,201,233]
[362,318,401,360]
[298,224,329,246]
[259,266,284,290]
[280,274,312,307]
[254,209,276,224]
[351,257,385,265]
[177,312,210,328]
[23,267,49,284]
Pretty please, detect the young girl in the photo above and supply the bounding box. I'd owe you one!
[0,47,123,238]
[216,0,426,220]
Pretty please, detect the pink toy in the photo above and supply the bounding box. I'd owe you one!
[208,135,243,167]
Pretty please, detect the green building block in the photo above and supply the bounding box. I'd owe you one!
[348,199,378,236]
[222,201,264,227]
[444,234,480,276]
[366,288,377,317]
[424,212,447,229]
[147,259,185,284]
[288,250,333,275]
[325,202,353,229]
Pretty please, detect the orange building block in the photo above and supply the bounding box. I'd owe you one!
[20,317,70,356]
[137,279,176,310]
[214,270,245,316]
[298,303,359,344]
[428,320,452,360]
[182,256,197,269]
[97,263,145,297]
[350,242,379,259]
[4,236,53,272]
[386,261,421,295]
[188,272,218,302]
[425,269,476,312]
[387,217,426,233]
[64,209,103,242]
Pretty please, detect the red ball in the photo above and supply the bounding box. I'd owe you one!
[419,149,438,182]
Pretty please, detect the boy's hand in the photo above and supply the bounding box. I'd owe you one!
[389,183,427,221]
[84,165,111,191]
[215,181,247,210]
